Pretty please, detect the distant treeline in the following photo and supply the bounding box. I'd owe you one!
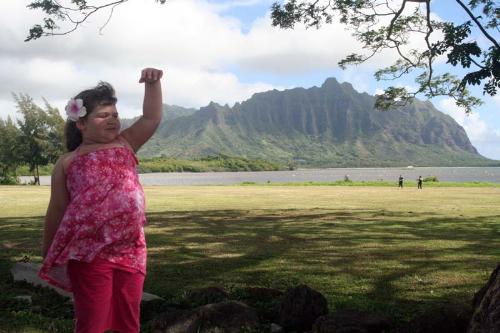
[0,95,283,185]
[137,154,282,173]
[15,154,283,177]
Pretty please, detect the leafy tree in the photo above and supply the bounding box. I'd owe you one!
[13,94,65,185]
[25,0,166,41]
[0,117,22,181]
[270,0,499,112]
[44,100,66,162]
[25,0,499,112]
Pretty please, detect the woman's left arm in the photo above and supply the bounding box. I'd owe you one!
[121,68,163,151]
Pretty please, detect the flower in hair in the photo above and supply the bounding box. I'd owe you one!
[65,98,87,121]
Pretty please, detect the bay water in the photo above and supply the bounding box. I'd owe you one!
[21,167,500,186]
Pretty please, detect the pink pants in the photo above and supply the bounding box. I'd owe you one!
[67,258,145,333]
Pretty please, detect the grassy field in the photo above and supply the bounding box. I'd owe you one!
[1,185,499,332]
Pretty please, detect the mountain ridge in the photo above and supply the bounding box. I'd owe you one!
[131,78,497,167]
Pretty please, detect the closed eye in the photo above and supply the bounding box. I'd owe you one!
[97,112,119,118]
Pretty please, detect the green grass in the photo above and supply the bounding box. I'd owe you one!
[239,180,500,187]
[1,185,499,332]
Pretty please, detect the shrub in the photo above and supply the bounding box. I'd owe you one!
[423,176,439,182]
[0,175,19,185]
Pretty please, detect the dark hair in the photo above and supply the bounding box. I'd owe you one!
[65,82,118,151]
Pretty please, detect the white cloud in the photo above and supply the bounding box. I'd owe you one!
[340,70,374,94]
[1,0,498,163]
[0,0,277,119]
[372,84,419,97]
[162,68,281,108]
[438,98,500,160]
[0,0,361,120]
[493,94,500,107]
[0,99,18,120]
[236,16,364,74]
[208,0,271,12]
[0,65,280,120]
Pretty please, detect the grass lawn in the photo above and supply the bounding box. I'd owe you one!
[1,185,499,332]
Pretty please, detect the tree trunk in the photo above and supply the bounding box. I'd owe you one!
[35,164,40,186]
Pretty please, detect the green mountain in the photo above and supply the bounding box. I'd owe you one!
[134,78,497,167]
[121,104,197,129]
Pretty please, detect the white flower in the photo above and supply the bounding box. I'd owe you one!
[65,98,87,121]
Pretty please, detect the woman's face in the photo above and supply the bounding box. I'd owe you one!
[78,103,121,144]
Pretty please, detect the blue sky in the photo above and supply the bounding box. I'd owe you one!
[0,0,498,159]
[218,0,500,160]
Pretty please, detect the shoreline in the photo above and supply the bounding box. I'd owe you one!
[15,166,500,186]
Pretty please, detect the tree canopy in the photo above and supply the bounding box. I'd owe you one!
[0,94,65,184]
[271,0,499,112]
[25,0,166,41]
[0,117,21,182]
[25,0,499,112]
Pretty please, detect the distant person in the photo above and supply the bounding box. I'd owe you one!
[418,176,423,189]
[398,175,404,188]
[39,68,163,333]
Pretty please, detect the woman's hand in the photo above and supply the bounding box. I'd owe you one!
[139,68,163,84]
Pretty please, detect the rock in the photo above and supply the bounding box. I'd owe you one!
[151,300,259,333]
[10,262,163,303]
[468,263,500,333]
[143,292,164,302]
[183,286,229,307]
[141,299,178,323]
[395,303,472,333]
[11,262,72,299]
[196,301,259,332]
[236,287,284,322]
[14,295,33,304]
[270,323,284,333]
[312,310,391,333]
[239,287,284,300]
[331,328,368,333]
[151,308,201,333]
[277,284,329,332]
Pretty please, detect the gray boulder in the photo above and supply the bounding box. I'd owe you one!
[151,308,202,333]
[11,262,162,302]
[312,310,391,333]
[277,284,329,332]
[238,287,284,300]
[11,262,72,298]
[151,300,259,333]
[394,303,471,333]
[236,287,284,322]
[468,263,500,333]
[183,286,229,307]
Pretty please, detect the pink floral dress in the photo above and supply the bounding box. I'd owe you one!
[39,145,147,291]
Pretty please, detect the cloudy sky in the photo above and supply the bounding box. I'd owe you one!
[1,0,499,159]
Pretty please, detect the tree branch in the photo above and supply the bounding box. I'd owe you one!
[26,0,130,41]
[424,0,434,94]
[99,2,120,35]
[386,0,416,66]
[454,0,499,49]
